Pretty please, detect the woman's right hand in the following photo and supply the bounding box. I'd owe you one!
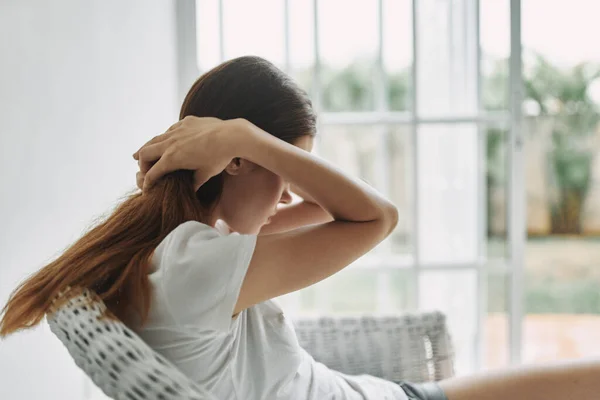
[133,116,244,192]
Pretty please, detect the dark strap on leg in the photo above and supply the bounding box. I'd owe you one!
[400,381,448,400]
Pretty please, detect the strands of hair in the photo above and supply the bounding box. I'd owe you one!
[0,56,316,337]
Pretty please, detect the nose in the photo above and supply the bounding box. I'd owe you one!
[279,186,293,205]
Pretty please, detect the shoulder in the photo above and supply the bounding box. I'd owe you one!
[154,221,219,256]
[151,221,258,330]
[169,220,220,242]
[150,221,216,270]
[156,220,257,271]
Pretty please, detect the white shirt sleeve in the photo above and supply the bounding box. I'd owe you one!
[157,221,257,332]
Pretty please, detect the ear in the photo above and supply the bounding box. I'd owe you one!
[224,157,254,176]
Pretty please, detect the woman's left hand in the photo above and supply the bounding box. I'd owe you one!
[133,116,244,191]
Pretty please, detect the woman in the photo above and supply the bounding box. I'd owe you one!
[1,56,598,400]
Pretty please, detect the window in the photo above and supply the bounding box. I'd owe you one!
[519,0,600,365]
[191,0,522,375]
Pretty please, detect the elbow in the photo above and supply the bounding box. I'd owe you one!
[378,201,399,237]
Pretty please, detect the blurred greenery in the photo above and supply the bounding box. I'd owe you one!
[300,55,600,316]
[488,266,600,314]
[310,54,600,235]
[524,55,600,234]
[526,276,600,314]
[485,54,600,234]
[317,61,410,111]
[322,63,376,111]
[313,259,600,315]
[295,269,414,314]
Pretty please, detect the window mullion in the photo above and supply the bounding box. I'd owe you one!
[283,0,291,74]
[410,0,420,312]
[508,0,525,366]
[374,0,393,313]
[217,0,224,62]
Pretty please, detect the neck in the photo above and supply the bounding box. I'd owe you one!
[204,202,222,228]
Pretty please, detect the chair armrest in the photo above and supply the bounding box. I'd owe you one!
[293,311,455,382]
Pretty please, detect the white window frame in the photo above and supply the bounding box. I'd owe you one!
[177,0,525,370]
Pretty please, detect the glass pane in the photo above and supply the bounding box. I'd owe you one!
[523,118,600,362]
[485,126,508,259]
[318,125,412,255]
[222,0,285,67]
[416,0,478,116]
[524,237,600,362]
[419,270,477,375]
[522,0,600,67]
[417,124,478,264]
[318,0,378,111]
[485,269,510,370]
[480,0,510,111]
[522,0,600,363]
[523,115,600,363]
[389,126,413,255]
[383,0,412,111]
[195,0,221,71]
[319,125,380,187]
[288,0,315,94]
[278,268,414,316]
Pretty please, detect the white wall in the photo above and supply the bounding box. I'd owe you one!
[0,1,180,398]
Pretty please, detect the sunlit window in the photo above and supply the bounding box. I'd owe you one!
[192,0,600,375]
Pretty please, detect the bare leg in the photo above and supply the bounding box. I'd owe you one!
[439,358,600,400]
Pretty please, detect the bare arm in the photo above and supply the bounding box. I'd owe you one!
[233,119,398,313]
[258,200,333,236]
[236,119,396,226]
[258,183,333,235]
[133,116,398,314]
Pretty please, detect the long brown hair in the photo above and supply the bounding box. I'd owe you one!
[0,56,316,337]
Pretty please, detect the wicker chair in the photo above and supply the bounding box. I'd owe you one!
[293,313,455,383]
[46,288,455,400]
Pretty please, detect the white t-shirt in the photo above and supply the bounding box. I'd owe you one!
[129,220,407,400]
